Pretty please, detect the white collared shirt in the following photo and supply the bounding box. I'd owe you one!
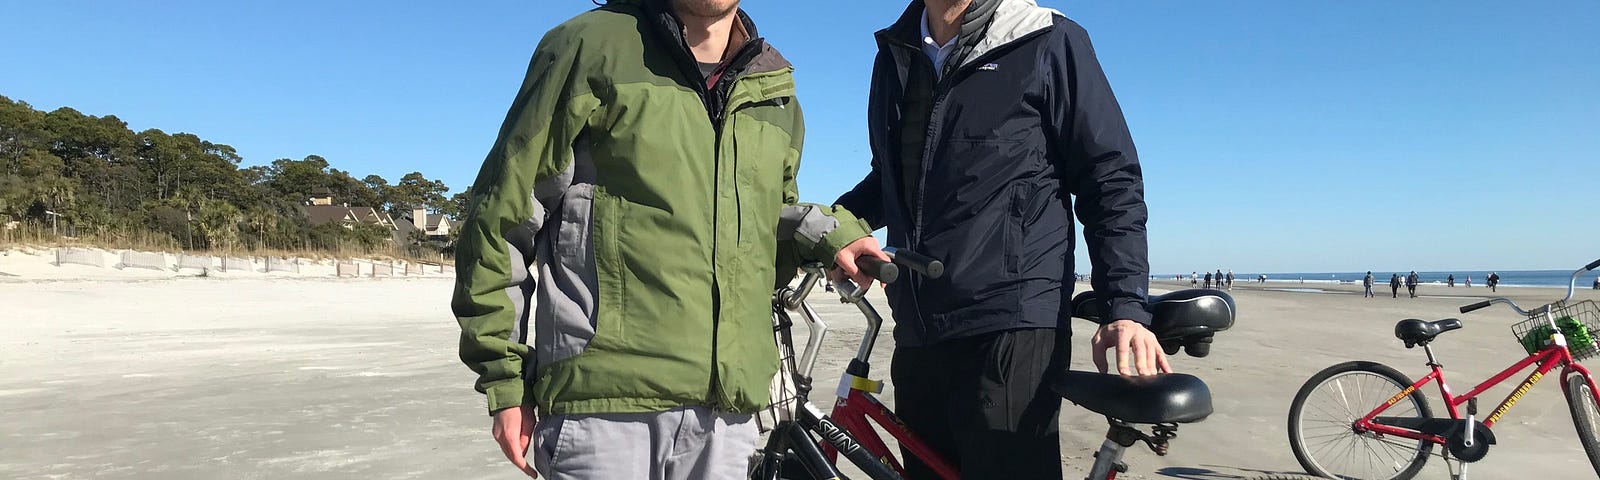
[921,8,958,76]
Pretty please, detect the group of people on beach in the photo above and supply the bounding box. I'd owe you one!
[1363,271,1503,298]
[1184,270,1236,290]
[450,1,1165,477]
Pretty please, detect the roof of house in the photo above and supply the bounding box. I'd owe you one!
[301,205,355,225]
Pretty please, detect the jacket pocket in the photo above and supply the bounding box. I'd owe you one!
[731,107,791,249]
[589,186,628,348]
[539,184,602,366]
[1007,184,1026,275]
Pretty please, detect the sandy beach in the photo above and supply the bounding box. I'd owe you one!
[4,272,1600,479]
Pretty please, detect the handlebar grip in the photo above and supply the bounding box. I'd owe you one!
[1586,258,1600,272]
[855,256,900,284]
[1460,300,1493,314]
[891,249,945,279]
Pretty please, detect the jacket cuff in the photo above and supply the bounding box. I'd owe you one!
[1107,297,1152,326]
[484,378,526,415]
[818,208,873,267]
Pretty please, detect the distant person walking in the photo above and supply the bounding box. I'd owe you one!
[1390,274,1402,298]
[1363,272,1375,298]
[1593,277,1599,290]
[1226,270,1235,290]
[1259,274,1267,284]
[1191,272,1199,287]
[1215,270,1224,289]
[1447,274,1455,287]
[1204,271,1214,289]
[1488,272,1501,292]
[1465,275,1473,288]
[1406,271,1420,298]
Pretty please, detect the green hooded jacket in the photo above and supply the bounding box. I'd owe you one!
[452,0,871,416]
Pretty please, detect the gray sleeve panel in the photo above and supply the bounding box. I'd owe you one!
[533,182,600,370]
[505,153,579,357]
[777,204,840,250]
[528,140,600,372]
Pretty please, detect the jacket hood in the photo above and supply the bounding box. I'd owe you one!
[878,0,1061,73]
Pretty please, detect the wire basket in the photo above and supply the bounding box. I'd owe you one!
[1512,300,1600,360]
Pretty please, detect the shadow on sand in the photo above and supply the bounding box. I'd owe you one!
[1155,465,1319,480]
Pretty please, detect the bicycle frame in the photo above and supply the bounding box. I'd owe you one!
[1356,343,1600,444]
[824,375,959,479]
[774,262,1138,480]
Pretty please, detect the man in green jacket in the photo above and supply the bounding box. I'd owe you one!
[452,0,886,478]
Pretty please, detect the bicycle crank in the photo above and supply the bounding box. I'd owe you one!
[1447,427,1492,463]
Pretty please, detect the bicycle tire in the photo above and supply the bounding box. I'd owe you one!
[1564,374,1600,477]
[1288,361,1433,480]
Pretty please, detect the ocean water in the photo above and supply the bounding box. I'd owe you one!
[1160,270,1600,289]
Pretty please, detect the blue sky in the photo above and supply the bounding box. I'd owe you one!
[4,1,1597,273]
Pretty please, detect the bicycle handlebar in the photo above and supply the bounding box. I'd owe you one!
[886,247,944,279]
[855,256,899,284]
[1587,257,1600,272]
[1459,300,1493,314]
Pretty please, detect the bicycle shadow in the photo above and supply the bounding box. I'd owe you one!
[1155,465,1313,479]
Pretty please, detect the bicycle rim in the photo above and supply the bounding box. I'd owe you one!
[1292,369,1429,479]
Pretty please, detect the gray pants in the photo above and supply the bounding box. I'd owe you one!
[532,406,757,480]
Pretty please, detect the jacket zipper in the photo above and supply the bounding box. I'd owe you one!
[706,39,766,411]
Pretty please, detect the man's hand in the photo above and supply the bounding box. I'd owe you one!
[1091,319,1172,376]
[492,404,540,478]
[830,236,892,292]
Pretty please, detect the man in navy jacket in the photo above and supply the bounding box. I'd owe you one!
[836,0,1166,477]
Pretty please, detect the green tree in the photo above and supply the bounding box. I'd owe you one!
[385,171,449,217]
[443,188,473,220]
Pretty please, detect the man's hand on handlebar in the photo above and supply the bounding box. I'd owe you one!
[1092,320,1172,376]
[831,236,892,292]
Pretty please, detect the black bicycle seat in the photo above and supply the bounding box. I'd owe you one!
[1394,318,1463,347]
[1053,371,1213,424]
[1071,289,1236,357]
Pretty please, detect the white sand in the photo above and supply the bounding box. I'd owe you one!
[3,272,1599,478]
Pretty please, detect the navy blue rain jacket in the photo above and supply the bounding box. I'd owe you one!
[836,0,1151,347]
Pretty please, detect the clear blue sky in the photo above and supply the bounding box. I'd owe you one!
[5,1,1597,273]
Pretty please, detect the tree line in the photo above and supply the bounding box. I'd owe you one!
[0,95,469,255]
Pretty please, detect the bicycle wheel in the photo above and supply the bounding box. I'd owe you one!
[1288,361,1433,480]
[1564,374,1600,477]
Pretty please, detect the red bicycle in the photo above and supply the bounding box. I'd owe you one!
[1287,258,1600,480]
[748,249,1236,480]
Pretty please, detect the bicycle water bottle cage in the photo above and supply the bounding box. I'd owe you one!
[1393,318,1463,348]
[1071,289,1236,358]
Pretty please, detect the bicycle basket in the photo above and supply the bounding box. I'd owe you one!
[1511,300,1600,360]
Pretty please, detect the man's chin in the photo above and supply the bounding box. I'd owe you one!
[672,0,740,19]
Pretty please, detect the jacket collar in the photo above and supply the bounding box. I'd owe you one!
[878,0,1059,74]
[636,0,790,78]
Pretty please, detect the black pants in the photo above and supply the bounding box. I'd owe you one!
[891,327,1068,480]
